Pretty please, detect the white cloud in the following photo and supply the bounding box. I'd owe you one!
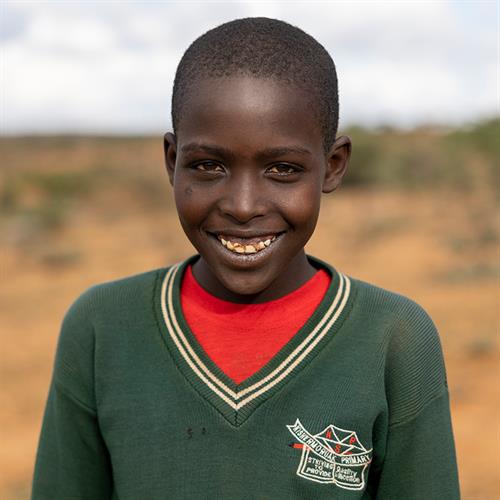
[1,0,498,133]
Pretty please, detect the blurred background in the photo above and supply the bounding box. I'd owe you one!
[0,0,498,498]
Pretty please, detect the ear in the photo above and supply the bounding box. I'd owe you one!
[163,132,177,186]
[322,135,352,193]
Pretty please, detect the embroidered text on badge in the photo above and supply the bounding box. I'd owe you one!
[287,419,372,491]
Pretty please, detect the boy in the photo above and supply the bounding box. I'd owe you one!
[32,18,460,499]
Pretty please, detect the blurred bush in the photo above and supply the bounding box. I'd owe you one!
[0,119,498,229]
[342,118,499,190]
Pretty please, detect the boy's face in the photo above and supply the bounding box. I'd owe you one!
[164,76,350,301]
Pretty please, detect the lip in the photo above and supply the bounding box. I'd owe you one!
[206,230,284,239]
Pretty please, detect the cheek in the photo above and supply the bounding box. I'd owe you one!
[173,181,198,224]
[278,182,322,231]
[173,182,223,258]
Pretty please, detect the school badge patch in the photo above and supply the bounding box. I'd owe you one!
[287,419,372,491]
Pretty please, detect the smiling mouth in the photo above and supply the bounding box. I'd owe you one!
[215,234,280,255]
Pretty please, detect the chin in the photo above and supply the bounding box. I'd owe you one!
[217,269,274,297]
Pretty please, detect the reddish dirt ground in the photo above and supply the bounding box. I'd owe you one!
[1,189,498,499]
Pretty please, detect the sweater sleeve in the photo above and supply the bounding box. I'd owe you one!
[375,300,460,499]
[31,289,113,500]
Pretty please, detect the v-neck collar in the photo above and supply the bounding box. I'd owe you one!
[154,255,355,426]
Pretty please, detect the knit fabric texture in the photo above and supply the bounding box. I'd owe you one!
[31,255,460,499]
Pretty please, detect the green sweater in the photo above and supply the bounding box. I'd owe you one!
[32,255,460,499]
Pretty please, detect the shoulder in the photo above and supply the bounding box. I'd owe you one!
[348,276,439,348]
[351,277,434,324]
[52,266,171,404]
[315,255,440,349]
[314,254,434,333]
[57,266,170,355]
[71,267,166,311]
[347,276,447,425]
[64,266,167,324]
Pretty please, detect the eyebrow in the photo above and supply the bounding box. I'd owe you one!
[180,143,312,160]
[255,146,312,160]
[180,143,235,160]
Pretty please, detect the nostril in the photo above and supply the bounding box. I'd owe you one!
[219,198,266,223]
[221,210,266,225]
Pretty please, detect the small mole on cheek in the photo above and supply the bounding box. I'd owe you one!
[185,186,193,195]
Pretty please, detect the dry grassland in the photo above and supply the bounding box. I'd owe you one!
[0,137,498,499]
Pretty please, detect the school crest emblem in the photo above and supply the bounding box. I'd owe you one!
[287,419,372,491]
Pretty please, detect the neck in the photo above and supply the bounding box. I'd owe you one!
[191,251,317,304]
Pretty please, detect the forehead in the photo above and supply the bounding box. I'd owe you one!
[176,76,323,152]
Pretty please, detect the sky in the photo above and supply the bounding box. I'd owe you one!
[1,0,498,134]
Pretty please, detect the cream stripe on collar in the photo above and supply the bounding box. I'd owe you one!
[161,266,238,408]
[160,262,351,411]
[237,277,351,409]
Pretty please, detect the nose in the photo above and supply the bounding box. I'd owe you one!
[218,171,266,223]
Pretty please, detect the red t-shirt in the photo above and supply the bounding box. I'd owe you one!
[180,265,331,384]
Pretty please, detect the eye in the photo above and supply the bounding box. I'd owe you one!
[192,161,225,173]
[266,163,301,176]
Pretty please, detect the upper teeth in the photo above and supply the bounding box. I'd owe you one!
[218,235,277,254]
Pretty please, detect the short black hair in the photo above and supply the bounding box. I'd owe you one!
[171,17,339,151]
